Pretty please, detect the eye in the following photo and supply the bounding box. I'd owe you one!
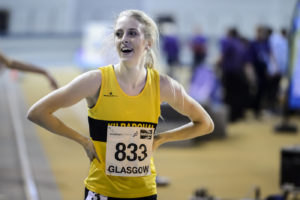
[129,30,138,37]
[115,31,123,38]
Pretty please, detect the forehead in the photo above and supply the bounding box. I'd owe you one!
[115,16,143,31]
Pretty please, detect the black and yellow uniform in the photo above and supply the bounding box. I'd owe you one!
[84,65,160,198]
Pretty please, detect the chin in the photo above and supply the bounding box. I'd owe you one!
[120,57,132,62]
[120,59,139,67]
[120,55,136,62]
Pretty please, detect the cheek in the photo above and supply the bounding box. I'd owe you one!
[114,40,121,50]
[135,44,145,54]
[135,39,146,50]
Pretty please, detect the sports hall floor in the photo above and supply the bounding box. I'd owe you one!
[1,66,300,200]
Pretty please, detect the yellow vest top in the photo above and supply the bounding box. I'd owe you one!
[84,65,160,198]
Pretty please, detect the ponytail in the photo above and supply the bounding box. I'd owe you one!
[144,47,157,69]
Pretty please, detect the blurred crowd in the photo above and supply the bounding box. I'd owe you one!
[160,22,289,122]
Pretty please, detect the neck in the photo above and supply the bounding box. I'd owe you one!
[114,63,147,90]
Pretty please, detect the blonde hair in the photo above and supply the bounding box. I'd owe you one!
[115,9,160,69]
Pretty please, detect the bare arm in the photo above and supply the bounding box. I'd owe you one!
[153,75,214,150]
[27,70,101,161]
[0,51,58,89]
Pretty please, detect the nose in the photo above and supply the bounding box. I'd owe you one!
[121,34,129,44]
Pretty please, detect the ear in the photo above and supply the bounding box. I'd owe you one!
[145,40,152,50]
[147,40,152,48]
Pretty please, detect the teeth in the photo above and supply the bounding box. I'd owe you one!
[122,47,132,51]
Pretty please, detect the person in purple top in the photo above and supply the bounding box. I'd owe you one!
[217,27,249,122]
[246,25,271,117]
[190,28,207,68]
[161,34,180,77]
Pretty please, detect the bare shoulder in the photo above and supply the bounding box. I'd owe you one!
[159,74,183,103]
[61,69,102,99]
[78,69,102,83]
[80,69,102,106]
[72,69,101,87]
[159,74,170,102]
[159,74,174,94]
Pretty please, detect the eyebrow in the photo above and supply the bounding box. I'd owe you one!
[128,28,138,31]
[115,28,139,32]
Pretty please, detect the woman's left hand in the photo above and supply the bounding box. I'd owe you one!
[81,136,101,163]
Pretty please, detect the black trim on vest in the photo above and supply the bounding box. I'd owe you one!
[88,117,157,142]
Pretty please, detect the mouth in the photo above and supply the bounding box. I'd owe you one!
[120,47,134,54]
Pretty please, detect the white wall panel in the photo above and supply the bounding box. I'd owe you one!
[0,0,297,37]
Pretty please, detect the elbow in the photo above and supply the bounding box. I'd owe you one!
[27,106,44,124]
[27,107,38,123]
[206,118,215,134]
[199,117,214,135]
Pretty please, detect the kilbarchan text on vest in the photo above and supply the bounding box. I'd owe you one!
[108,122,154,128]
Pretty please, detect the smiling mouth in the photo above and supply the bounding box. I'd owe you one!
[121,47,134,54]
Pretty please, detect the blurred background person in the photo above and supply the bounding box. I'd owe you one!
[0,51,58,89]
[245,25,271,118]
[217,27,249,122]
[265,27,289,113]
[160,21,181,78]
[189,41,221,107]
[189,27,208,71]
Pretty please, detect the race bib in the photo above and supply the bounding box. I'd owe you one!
[106,126,153,177]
